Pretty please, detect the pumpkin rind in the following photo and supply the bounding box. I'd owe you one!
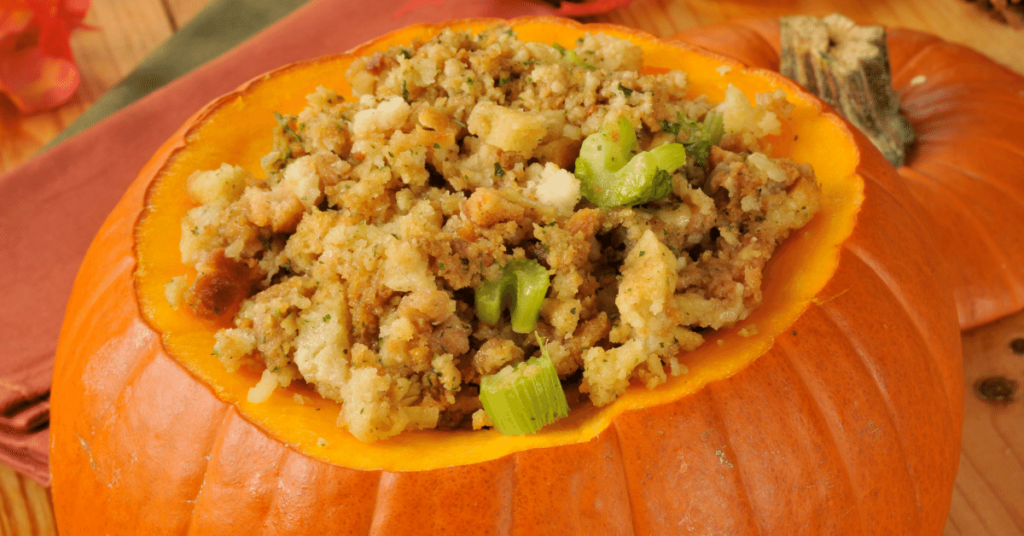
[51,17,962,534]
[672,18,1024,329]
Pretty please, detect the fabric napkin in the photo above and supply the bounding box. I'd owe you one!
[1,0,315,487]
[0,0,634,486]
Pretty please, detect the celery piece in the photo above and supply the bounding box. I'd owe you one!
[576,117,687,208]
[479,337,569,435]
[683,112,725,167]
[475,259,550,334]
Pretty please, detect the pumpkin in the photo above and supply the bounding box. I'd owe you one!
[51,17,963,534]
[671,18,1024,330]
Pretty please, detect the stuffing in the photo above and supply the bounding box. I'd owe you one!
[467,101,548,155]
[186,164,250,206]
[524,162,581,217]
[172,26,821,441]
[718,85,783,146]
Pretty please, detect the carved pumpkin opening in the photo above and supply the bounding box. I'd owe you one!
[133,19,863,471]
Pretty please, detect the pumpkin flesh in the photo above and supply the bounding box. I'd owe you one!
[51,18,962,535]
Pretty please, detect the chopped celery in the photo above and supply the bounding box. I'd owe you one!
[575,117,687,208]
[552,43,596,71]
[659,111,725,167]
[475,259,550,334]
[479,335,569,435]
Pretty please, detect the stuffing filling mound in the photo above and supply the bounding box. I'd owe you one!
[167,27,822,442]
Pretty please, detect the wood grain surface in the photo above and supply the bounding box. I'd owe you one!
[1,0,1022,534]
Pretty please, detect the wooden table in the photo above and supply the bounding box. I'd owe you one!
[1,0,1021,534]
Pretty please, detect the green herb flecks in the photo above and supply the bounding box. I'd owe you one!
[659,111,725,168]
[552,43,596,71]
[273,112,302,144]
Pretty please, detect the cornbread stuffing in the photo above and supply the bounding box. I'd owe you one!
[169,27,821,441]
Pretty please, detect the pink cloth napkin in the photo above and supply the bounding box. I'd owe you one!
[0,0,634,486]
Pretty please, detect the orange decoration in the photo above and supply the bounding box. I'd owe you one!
[0,0,89,113]
[672,18,1024,329]
[51,18,963,534]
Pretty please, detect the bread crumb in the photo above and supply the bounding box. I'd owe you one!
[164,276,187,309]
[668,357,689,376]
[472,409,493,430]
[247,369,279,403]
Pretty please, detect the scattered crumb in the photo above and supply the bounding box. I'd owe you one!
[472,409,493,430]
[715,447,734,468]
[247,369,278,403]
[164,276,188,309]
[668,357,689,376]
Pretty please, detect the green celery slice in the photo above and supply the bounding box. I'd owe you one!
[479,337,569,435]
[475,259,550,334]
[576,117,687,208]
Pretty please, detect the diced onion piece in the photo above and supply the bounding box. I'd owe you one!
[479,340,569,435]
[475,259,550,334]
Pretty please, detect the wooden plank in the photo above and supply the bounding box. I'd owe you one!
[952,309,1024,535]
[0,0,174,174]
[0,464,56,536]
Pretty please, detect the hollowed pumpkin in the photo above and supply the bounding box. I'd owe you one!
[51,17,963,534]
[672,18,1024,330]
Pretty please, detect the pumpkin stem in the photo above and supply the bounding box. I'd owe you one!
[780,14,915,167]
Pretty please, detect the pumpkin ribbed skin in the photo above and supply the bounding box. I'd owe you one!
[672,19,1024,329]
[51,18,962,535]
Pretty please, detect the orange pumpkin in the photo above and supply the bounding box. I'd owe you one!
[51,18,963,534]
[671,19,1024,330]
